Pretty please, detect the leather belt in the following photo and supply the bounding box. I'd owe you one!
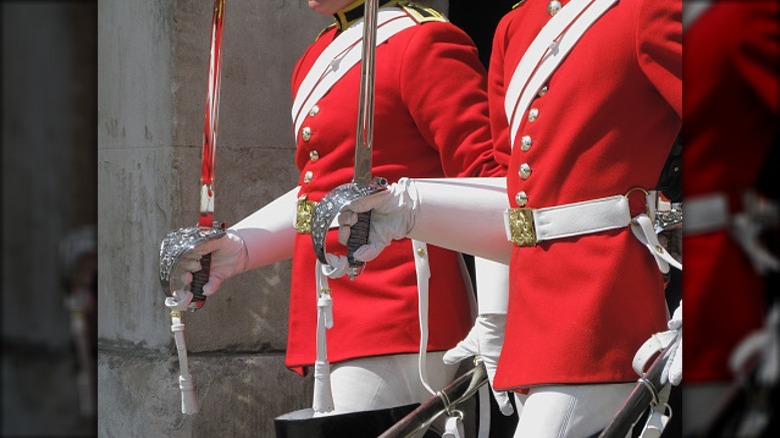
[504,190,647,246]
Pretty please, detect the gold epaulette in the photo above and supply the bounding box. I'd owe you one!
[399,1,448,23]
[513,0,528,9]
[315,22,338,41]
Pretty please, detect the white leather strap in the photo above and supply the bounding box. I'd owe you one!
[685,192,779,273]
[313,260,335,413]
[503,192,682,273]
[683,193,730,234]
[291,9,416,138]
[505,0,618,150]
[412,239,437,396]
[630,213,683,274]
[503,195,631,242]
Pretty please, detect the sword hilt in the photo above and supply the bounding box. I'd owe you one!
[189,253,211,307]
[346,211,371,278]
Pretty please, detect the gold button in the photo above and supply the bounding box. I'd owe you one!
[537,86,548,97]
[520,135,533,151]
[416,247,426,257]
[309,150,319,162]
[519,163,532,180]
[515,191,528,207]
[309,105,320,117]
[303,171,313,183]
[528,108,539,122]
[302,127,312,141]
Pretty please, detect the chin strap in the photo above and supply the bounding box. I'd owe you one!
[165,291,200,414]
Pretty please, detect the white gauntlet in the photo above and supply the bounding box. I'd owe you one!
[179,187,298,295]
[337,177,513,265]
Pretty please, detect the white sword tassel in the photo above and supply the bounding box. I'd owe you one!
[165,291,200,414]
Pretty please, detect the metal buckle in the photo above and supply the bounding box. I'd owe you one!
[507,208,537,247]
[295,195,317,234]
[625,186,652,218]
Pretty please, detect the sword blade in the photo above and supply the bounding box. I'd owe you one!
[199,0,225,228]
[353,0,378,187]
[190,0,226,304]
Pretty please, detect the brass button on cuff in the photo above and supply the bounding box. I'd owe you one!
[309,150,320,162]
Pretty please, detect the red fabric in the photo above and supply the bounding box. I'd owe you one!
[284,14,506,373]
[489,0,682,390]
[683,0,779,382]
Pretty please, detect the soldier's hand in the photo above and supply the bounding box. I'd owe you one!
[336,178,417,263]
[443,314,514,416]
[664,301,682,386]
[178,230,248,296]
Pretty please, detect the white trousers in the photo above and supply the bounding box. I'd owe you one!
[313,351,458,416]
[512,382,635,438]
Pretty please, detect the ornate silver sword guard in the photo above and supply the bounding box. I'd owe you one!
[159,225,226,309]
[311,178,387,273]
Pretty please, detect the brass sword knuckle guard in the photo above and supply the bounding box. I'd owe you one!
[507,207,537,247]
[159,226,227,298]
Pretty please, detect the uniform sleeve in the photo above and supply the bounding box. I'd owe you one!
[732,1,780,115]
[636,0,683,118]
[487,13,514,172]
[398,22,506,177]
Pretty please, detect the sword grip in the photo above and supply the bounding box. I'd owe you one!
[190,253,211,305]
[346,211,371,277]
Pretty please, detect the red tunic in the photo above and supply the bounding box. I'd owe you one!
[489,0,682,389]
[285,6,505,374]
[683,0,779,382]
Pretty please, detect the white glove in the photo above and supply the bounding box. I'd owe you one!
[442,314,514,416]
[337,179,417,263]
[331,178,512,278]
[178,230,249,296]
[664,301,682,386]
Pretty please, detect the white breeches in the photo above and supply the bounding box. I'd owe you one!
[512,382,635,438]
[313,351,458,416]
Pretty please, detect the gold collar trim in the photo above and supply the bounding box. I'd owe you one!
[334,0,400,30]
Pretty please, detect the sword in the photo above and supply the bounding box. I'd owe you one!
[190,0,227,308]
[599,333,680,437]
[310,0,387,279]
[159,0,227,311]
[158,0,227,415]
[379,364,489,438]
